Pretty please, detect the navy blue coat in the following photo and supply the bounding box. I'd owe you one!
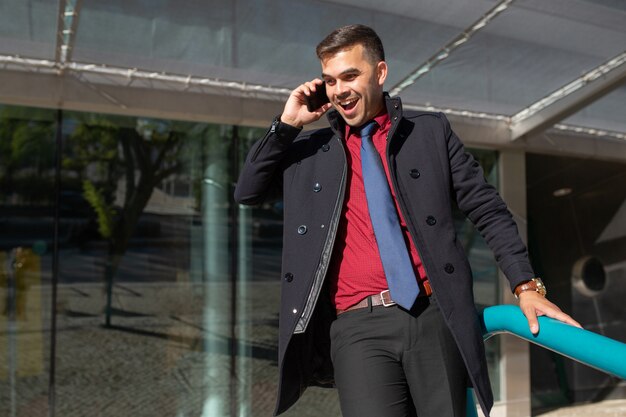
[234,94,535,416]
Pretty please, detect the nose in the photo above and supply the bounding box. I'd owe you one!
[334,80,350,99]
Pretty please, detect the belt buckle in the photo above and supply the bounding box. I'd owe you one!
[380,290,396,307]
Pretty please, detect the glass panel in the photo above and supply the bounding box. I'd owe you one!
[457,149,500,309]
[527,153,626,410]
[52,111,345,416]
[55,111,238,416]
[235,126,342,416]
[0,105,56,417]
[0,103,505,415]
[71,0,483,89]
[563,85,626,134]
[400,0,626,115]
[0,0,59,59]
[453,148,501,401]
[72,0,236,78]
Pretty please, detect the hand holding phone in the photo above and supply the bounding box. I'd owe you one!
[305,82,330,112]
[281,79,331,128]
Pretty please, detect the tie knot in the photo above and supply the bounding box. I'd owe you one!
[360,121,377,138]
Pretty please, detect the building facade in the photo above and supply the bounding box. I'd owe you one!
[1,1,625,416]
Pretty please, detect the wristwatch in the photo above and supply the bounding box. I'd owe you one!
[514,277,547,299]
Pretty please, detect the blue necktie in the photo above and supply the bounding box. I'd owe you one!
[360,121,420,309]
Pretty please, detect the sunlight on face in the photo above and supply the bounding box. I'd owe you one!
[321,44,387,127]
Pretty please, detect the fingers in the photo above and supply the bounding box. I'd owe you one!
[299,79,324,99]
[282,79,329,128]
[521,303,539,335]
[310,102,333,118]
[519,292,583,335]
[541,308,583,329]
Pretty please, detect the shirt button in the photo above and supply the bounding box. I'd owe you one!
[284,272,294,282]
[444,263,455,274]
[297,225,307,235]
[322,144,330,152]
[313,183,322,192]
[426,216,436,226]
[410,169,420,179]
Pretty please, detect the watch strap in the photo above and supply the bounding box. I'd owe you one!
[514,278,546,298]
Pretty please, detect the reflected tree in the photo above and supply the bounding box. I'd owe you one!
[64,117,184,324]
[0,107,55,204]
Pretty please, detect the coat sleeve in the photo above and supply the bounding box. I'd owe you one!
[234,119,302,205]
[442,113,535,292]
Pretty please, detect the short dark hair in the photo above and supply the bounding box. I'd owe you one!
[316,24,385,63]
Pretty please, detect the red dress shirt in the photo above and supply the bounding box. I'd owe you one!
[328,111,428,310]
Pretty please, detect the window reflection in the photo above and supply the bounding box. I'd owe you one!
[527,153,626,410]
[452,148,501,401]
[0,106,55,417]
[0,104,505,416]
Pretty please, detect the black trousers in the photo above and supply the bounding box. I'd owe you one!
[330,295,468,417]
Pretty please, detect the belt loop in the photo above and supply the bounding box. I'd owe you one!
[367,295,373,312]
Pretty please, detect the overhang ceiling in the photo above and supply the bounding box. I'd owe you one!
[0,0,624,158]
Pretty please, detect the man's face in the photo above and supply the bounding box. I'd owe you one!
[321,44,387,127]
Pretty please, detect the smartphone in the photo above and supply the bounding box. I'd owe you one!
[306,83,330,112]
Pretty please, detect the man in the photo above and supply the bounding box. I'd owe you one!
[234,24,580,417]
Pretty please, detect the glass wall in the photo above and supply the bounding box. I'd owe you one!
[452,148,501,402]
[0,103,501,416]
[0,106,56,417]
[527,153,626,411]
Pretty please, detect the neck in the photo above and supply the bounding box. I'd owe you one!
[367,97,386,121]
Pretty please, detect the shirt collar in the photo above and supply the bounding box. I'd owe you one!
[344,108,391,139]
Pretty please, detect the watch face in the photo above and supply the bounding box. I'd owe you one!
[532,278,547,296]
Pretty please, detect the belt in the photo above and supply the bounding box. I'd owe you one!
[336,280,432,316]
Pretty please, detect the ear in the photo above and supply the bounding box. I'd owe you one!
[376,61,388,86]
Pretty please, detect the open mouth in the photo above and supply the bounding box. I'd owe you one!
[339,97,358,112]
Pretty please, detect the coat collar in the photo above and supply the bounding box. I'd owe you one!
[326,92,403,138]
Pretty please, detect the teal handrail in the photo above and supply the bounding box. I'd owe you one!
[466,305,626,417]
[482,305,626,378]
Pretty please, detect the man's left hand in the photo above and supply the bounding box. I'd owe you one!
[518,291,582,335]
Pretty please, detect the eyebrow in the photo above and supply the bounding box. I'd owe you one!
[321,67,362,78]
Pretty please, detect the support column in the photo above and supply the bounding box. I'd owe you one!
[489,150,532,417]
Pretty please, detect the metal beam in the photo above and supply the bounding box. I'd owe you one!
[510,53,626,141]
[54,0,66,63]
[390,0,515,96]
[1,60,625,161]
[54,0,82,65]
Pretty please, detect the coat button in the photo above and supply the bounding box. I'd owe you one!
[410,169,420,179]
[297,225,307,235]
[292,308,298,314]
[313,183,322,192]
[322,144,330,152]
[426,216,436,226]
[444,263,455,274]
[284,272,293,282]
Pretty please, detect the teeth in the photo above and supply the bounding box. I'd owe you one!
[340,98,358,106]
